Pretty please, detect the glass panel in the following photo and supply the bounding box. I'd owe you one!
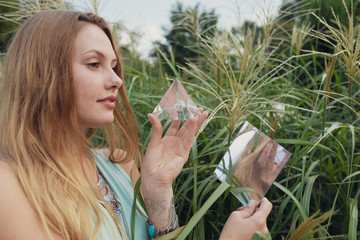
[214,121,292,205]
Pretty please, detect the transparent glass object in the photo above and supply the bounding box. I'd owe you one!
[153,78,201,120]
[214,121,292,205]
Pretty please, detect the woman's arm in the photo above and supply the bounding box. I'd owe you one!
[138,110,273,239]
[140,111,208,236]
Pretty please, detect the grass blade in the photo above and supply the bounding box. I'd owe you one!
[348,198,358,240]
[176,181,231,240]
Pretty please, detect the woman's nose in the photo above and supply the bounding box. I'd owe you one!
[106,68,122,89]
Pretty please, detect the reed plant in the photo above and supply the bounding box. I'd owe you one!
[0,0,70,24]
[136,0,359,239]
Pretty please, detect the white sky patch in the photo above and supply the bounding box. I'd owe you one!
[137,24,166,59]
[71,0,284,58]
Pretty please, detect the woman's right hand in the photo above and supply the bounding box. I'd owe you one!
[219,197,272,240]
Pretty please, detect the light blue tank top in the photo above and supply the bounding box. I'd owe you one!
[93,151,149,240]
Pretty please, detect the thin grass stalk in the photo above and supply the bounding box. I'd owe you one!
[308,90,360,118]
[169,45,175,66]
[348,196,359,239]
[0,0,70,24]
[176,181,231,240]
[194,34,265,133]
[217,58,221,94]
[310,0,360,103]
[183,70,187,82]
[320,43,340,211]
[191,142,199,239]
[88,0,100,14]
[156,50,165,84]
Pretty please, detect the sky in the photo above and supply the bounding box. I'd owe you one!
[71,0,283,58]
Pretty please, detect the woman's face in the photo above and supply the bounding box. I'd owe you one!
[73,24,122,128]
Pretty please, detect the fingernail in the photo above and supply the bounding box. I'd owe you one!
[247,200,255,207]
[147,114,152,124]
[237,206,246,211]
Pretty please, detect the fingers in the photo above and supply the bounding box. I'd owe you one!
[252,197,272,220]
[196,110,208,131]
[176,111,208,152]
[258,143,272,164]
[176,117,197,149]
[161,109,208,137]
[236,198,272,221]
[148,110,208,151]
[176,111,208,138]
[235,199,257,219]
[269,143,278,163]
[147,114,163,148]
[164,120,181,137]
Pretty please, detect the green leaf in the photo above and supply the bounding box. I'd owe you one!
[176,181,231,240]
[348,198,358,240]
[131,177,142,240]
[156,47,182,80]
[251,231,272,240]
[273,182,308,221]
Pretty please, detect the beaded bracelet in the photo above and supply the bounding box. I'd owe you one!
[147,214,179,238]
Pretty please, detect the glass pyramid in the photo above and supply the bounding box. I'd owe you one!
[152,78,201,120]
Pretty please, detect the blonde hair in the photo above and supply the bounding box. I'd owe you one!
[232,133,270,199]
[0,10,139,239]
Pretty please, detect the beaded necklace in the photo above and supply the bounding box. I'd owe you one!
[97,170,130,238]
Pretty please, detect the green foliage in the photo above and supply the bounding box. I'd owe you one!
[0,0,73,55]
[0,0,18,52]
[151,2,218,73]
[298,0,360,28]
[127,0,359,239]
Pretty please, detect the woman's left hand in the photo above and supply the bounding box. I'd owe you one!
[141,110,208,191]
[140,110,208,230]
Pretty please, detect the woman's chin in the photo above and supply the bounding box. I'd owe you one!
[80,118,114,129]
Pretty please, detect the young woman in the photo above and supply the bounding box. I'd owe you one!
[0,10,272,239]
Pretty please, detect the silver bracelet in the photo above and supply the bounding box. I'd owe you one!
[147,214,179,238]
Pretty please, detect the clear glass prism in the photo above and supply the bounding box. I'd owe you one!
[153,78,201,120]
[214,121,292,205]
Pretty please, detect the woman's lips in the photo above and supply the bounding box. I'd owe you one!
[97,95,116,109]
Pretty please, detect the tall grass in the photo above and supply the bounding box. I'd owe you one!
[0,0,70,24]
[132,0,359,239]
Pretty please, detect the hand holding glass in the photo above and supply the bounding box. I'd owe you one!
[214,121,292,205]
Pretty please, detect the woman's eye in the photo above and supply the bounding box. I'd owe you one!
[88,62,100,69]
[112,65,117,72]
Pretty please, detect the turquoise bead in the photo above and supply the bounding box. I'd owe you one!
[116,209,121,217]
[148,224,155,238]
[104,196,110,205]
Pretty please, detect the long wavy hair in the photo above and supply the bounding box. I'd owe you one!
[0,10,139,239]
[232,133,270,199]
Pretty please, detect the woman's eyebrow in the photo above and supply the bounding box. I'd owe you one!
[82,49,117,62]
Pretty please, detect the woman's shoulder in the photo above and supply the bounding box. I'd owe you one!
[0,161,58,239]
[0,161,25,208]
